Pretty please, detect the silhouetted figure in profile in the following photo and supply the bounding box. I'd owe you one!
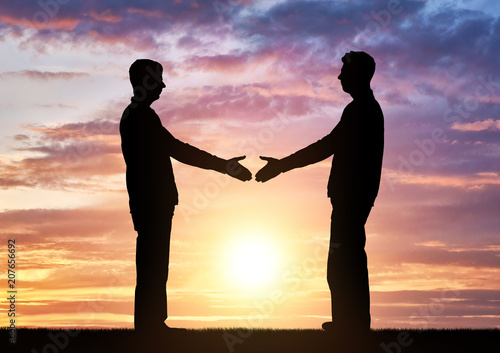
[120,59,252,335]
[256,51,384,338]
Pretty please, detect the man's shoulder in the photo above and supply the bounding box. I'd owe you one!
[120,103,158,125]
[120,103,148,137]
[348,96,383,114]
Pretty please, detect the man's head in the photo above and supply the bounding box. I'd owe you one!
[338,51,375,94]
[129,59,166,104]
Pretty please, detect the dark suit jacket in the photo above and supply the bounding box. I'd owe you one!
[120,98,226,230]
[280,90,384,208]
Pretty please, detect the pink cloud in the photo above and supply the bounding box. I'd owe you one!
[177,35,205,50]
[184,52,252,73]
[87,9,122,23]
[127,7,167,19]
[156,83,339,128]
[0,70,90,80]
[0,120,122,190]
[452,119,500,132]
[0,14,79,30]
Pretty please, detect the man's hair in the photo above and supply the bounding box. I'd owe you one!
[342,51,376,82]
[129,59,163,88]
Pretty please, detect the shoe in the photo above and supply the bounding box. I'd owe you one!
[322,321,335,331]
[163,324,188,333]
[135,323,188,336]
[322,321,370,338]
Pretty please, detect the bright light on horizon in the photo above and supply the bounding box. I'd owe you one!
[225,233,282,290]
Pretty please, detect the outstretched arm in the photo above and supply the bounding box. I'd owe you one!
[168,130,251,181]
[255,129,337,182]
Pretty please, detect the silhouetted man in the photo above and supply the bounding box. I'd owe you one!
[120,59,252,334]
[256,51,384,336]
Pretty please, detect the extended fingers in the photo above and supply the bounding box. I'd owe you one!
[259,156,274,162]
[232,155,246,162]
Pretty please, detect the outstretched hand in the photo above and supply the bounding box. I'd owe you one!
[255,156,282,182]
[226,156,252,181]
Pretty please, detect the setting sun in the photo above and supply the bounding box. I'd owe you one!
[225,233,281,290]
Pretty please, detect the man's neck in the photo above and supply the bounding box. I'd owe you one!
[131,95,154,107]
[349,87,373,100]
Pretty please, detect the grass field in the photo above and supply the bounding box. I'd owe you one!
[2,328,498,353]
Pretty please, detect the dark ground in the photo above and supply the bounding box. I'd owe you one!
[2,328,499,353]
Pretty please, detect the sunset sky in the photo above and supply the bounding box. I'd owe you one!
[1,0,499,330]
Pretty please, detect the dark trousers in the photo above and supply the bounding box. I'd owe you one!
[327,203,371,331]
[134,209,174,330]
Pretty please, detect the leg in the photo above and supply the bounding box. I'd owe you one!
[327,205,371,333]
[134,212,173,331]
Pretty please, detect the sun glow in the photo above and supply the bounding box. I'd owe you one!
[226,233,281,290]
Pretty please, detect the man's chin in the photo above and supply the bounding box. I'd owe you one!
[341,85,352,94]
